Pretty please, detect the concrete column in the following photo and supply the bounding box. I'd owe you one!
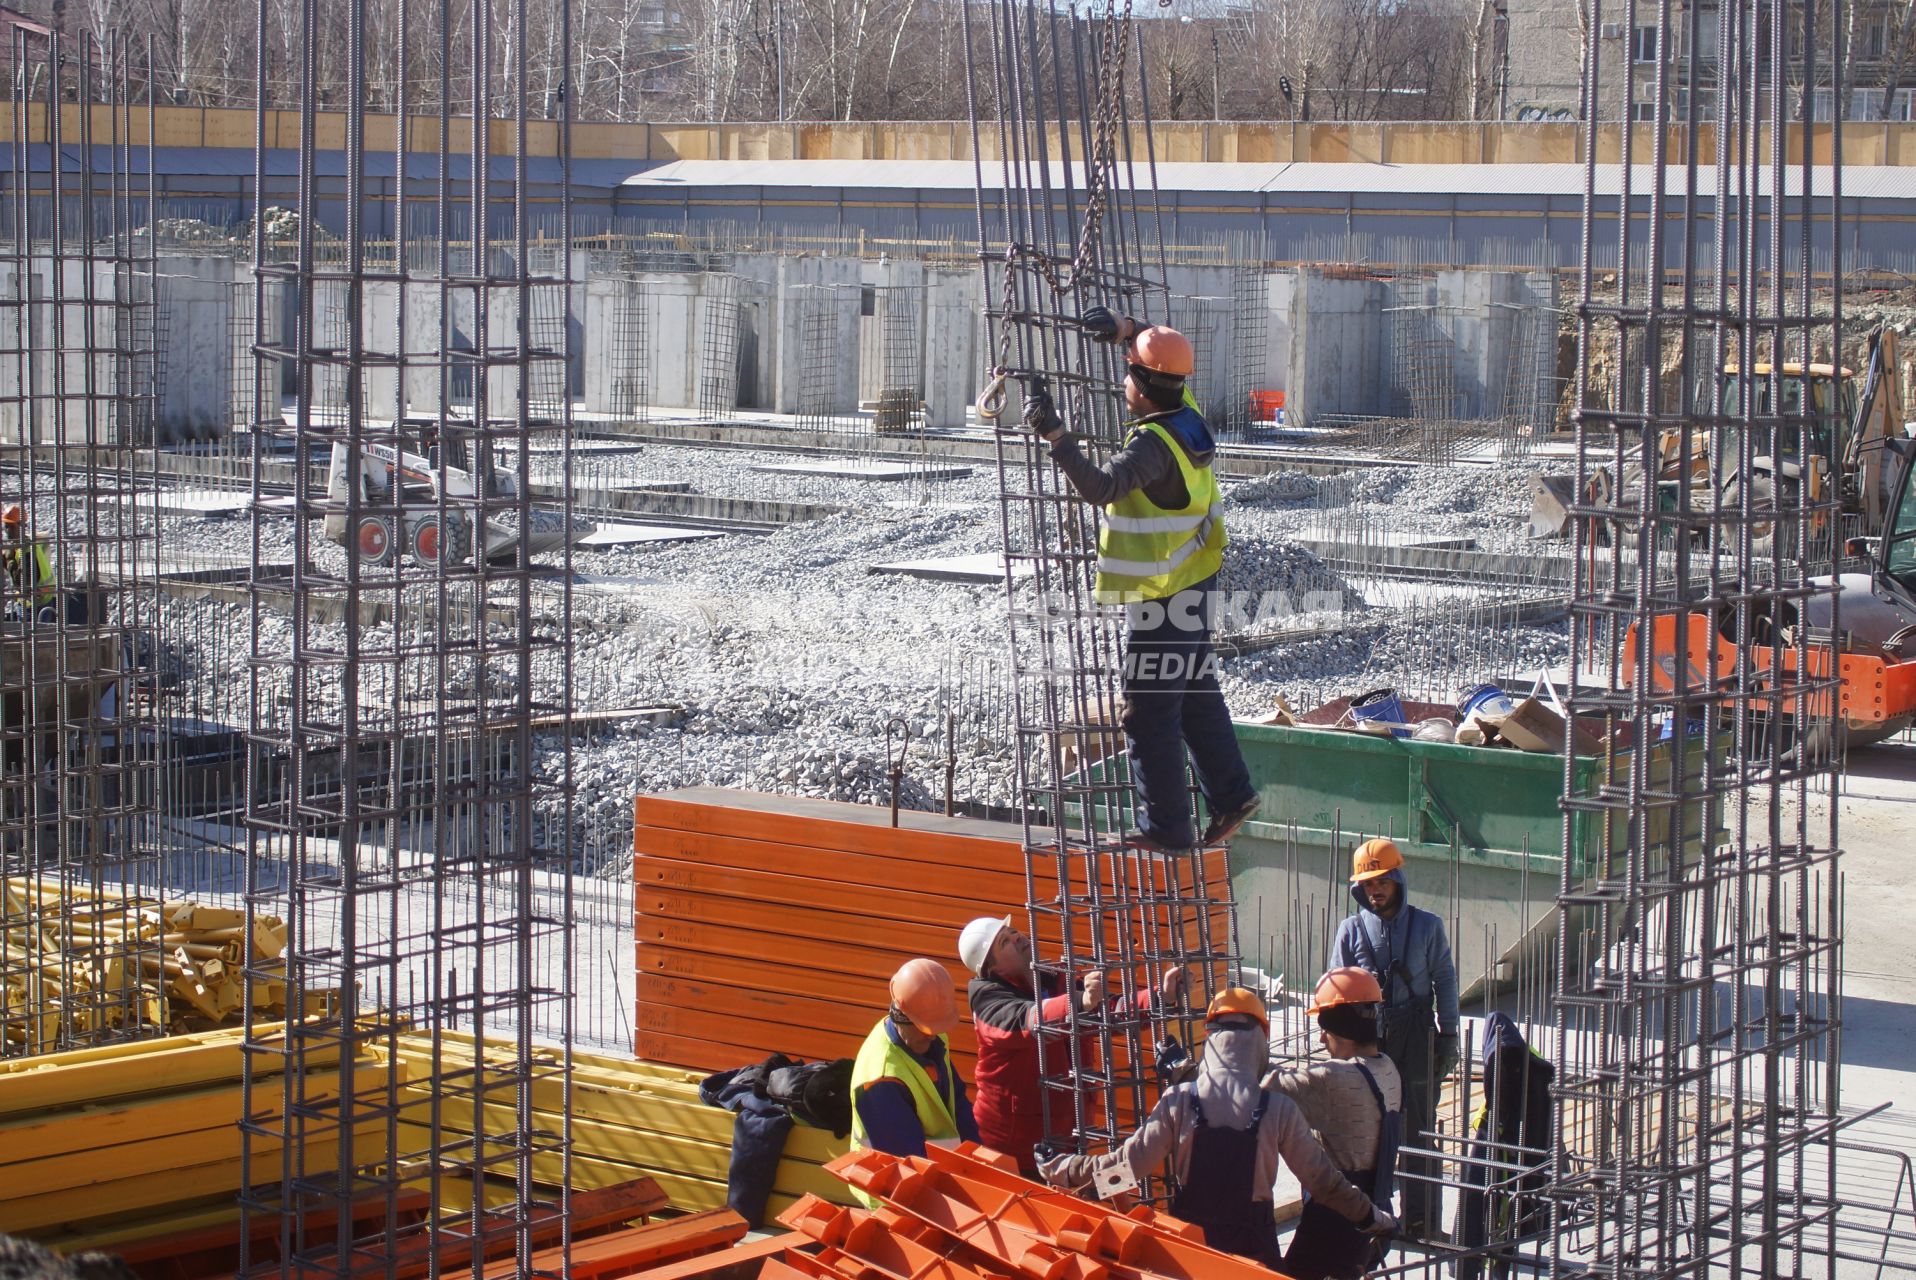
[773,255,862,413]
[1288,268,1388,425]
[923,265,978,429]
[153,255,237,441]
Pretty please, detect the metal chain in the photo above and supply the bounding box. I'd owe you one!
[977,0,1139,420]
[1029,0,1136,295]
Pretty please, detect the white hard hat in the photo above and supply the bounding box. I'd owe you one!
[958,915,1012,978]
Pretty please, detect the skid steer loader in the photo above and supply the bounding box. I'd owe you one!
[322,420,593,567]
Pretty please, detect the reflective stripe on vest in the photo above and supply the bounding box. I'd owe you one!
[1095,418,1225,604]
[848,1018,960,1206]
[8,542,54,607]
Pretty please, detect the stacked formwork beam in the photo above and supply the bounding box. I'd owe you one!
[965,0,1239,1176]
[0,31,164,1059]
[237,0,576,1266]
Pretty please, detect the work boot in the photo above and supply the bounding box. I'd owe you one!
[1118,829,1193,856]
[1200,796,1260,846]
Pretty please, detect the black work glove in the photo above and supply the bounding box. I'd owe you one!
[1077,305,1139,345]
[1021,379,1064,441]
[1435,1032,1460,1080]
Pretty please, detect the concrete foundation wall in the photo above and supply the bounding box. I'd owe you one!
[154,255,238,441]
[1288,269,1389,424]
[774,257,862,414]
[0,258,144,446]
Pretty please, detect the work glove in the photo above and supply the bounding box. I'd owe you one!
[1021,379,1064,441]
[1077,305,1139,345]
[1435,1032,1461,1081]
[1363,1205,1398,1236]
[1036,1152,1077,1189]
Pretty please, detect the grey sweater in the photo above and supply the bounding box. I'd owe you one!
[1265,1054,1403,1173]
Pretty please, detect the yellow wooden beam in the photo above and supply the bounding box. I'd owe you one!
[0,1136,358,1236]
[0,1025,334,1116]
[0,1069,347,1167]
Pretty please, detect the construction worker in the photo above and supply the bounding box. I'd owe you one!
[1266,967,1403,1280]
[1038,987,1393,1268]
[1329,838,1459,1239]
[958,913,1187,1176]
[2,504,55,622]
[1020,308,1260,855]
[849,957,980,1198]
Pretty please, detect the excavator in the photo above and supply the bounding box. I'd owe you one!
[321,419,593,567]
[1626,426,1916,748]
[1532,327,1905,555]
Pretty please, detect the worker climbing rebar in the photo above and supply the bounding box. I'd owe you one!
[2,505,56,623]
[1021,309,1260,854]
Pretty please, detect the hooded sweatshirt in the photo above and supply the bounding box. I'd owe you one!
[1330,867,1460,1037]
[1038,1025,1376,1226]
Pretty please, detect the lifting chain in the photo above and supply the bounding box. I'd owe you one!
[977,0,1141,422]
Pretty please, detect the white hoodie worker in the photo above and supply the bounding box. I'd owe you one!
[1038,988,1391,1268]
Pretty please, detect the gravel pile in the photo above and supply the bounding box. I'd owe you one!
[140,448,1558,876]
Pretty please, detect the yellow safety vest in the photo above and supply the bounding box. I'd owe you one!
[7,541,54,609]
[1094,416,1226,605]
[848,1018,960,1206]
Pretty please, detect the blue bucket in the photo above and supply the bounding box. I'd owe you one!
[1350,687,1410,738]
[1457,683,1515,721]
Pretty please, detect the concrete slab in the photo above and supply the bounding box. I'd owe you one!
[117,488,254,517]
[575,522,724,548]
[749,458,974,482]
[869,552,1029,583]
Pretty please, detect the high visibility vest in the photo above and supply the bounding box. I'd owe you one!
[7,541,54,608]
[1094,414,1226,605]
[848,1018,961,1206]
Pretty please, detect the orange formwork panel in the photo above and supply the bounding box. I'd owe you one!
[634,789,1025,866]
[631,832,1034,903]
[780,1196,1012,1280]
[827,1147,1284,1280]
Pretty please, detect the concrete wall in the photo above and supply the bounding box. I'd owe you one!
[72,103,1916,167]
[1286,266,1557,427]
[1433,267,1556,423]
[153,256,238,441]
[0,258,144,446]
[774,257,862,414]
[1288,270,1390,425]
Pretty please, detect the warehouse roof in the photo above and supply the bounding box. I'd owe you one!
[621,158,1916,200]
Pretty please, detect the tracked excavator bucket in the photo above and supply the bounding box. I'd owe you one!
[1530,472,1579,539]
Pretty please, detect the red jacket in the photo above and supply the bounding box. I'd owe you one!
[967,973,1153,1173]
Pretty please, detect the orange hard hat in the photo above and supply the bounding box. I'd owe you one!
[889,957,959,1037]
[1204,986,1270,1034]
[1306,966,1385,1015]
[1350,837,1404,884]
[1,504,20,526]
[1129,325,1195,379]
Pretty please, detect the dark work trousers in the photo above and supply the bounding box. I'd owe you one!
[1120,573,1256,848]
[1168,1091,1282,1270]
[1383,1004,1439,1237]
[1282,1166,1382,1280]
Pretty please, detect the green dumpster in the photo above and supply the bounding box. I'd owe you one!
[1225,715,1724,1000]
